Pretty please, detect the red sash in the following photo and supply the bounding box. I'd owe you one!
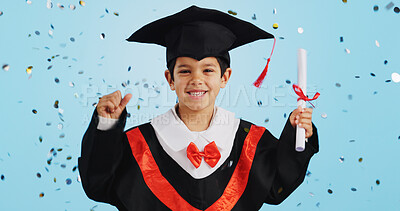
[126,125,265,211]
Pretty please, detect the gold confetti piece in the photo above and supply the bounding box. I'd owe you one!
[32,109,37,114]
[376,179,380,185]
[277,187,283,194]
[66,156,72,160]
[100,33,105,39]
[228,10,237,15]
[2,64,9,71]
[273,23,279,29]
[391,72,400,83]
[328,189,333,194]
[375,40,380,47]
[358,157,363,162]
[79,1,85,6]
[39,192,44,198]
[53,177,57,183]
[39,136,43,143]
[137,105,140,110]
[244,128,250,133]
[298,27,304,34]
[114,12,119,16]
[342,0,347,3]
[26,66,33,74]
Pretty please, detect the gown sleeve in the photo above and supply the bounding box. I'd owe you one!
[78,108,128,205]
[263,114,319,205]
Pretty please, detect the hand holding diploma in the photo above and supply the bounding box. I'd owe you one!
[289,48,320,152]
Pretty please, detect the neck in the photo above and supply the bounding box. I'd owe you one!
[176,104,214,132]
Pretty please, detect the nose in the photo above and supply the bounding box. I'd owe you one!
[190,71,203,86]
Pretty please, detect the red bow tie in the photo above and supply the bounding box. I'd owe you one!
[187,142,221,168]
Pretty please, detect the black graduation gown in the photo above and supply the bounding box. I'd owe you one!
[78,109,319,211]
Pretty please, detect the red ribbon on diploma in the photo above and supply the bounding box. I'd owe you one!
[292,84,320,108]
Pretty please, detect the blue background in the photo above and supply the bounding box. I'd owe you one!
[0,0,399,210]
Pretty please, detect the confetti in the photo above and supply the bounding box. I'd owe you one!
[273,8,277,14]
[257,100,262,106]
[66,178,72,185]
[70,37,75,42]
[66,156,72,160]
[370,73,376,77]
[55,77,60,83]
[340,36,344,42]
[297,27,304,34]
[54,100,59,108]
[58,123,63,129]
[345,48,350,54]
[328,189,333,194]
[39,136,43,143]
[351,187,357,192]
[128,66,132,71]
[339,156,344,163]
[32,109,37,114]
[321,113,327,119]
[285,80,291,84]
[251,14,256,20]
[70,4,76,10]
[69,81,75,87]
[105,8,109,13]
[348,94,353,100]
[391,72,400,83]
[228,10,237,15]
[386,2,394,10]
[244,128,250,133]
[355,75,360,78]
[39,192,44,198]
[358,157,363,163]
[373,5,379,12]
[376,179,380,185]
[59,133,65,138]
[2,64,9,71]
[335,83,341,87]
[114,12,119,16]
[79,1,85,6]
[47,1,52,9]
[57,3,64,9]
[35,31,40,35]
[36,172,41,178]
[384,60,388,65]
[26,0,32,5]
[385,79,391,83]
[0,11,3,16]
[48,30,53,37]
[342,0,347,3]
[26,66,33,74]
[1,174,4,181]
[100,33,105,40]
[61,164,66,168]
[272,23,279,29]
[375,40,380,47]
[395,7,400,13]
[264,118,269,123]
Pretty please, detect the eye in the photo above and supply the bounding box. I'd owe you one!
[179,70,190,74]
[204,69,214,72]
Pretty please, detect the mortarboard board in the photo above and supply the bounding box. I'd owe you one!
[126,5,275,87]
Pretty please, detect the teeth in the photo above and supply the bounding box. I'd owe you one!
[189,92,205,96]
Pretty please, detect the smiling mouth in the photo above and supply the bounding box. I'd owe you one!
[187,91,207,97]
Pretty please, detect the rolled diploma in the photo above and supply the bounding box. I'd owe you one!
[296,49,307,152]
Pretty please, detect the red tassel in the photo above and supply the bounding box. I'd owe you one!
[253,37,276,88]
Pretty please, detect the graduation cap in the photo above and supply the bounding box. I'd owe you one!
[127,5,276,87]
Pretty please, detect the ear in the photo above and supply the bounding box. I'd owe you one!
[164,69,175,90]
[220,68,232,88]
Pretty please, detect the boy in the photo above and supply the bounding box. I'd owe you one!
[78,6,318,211]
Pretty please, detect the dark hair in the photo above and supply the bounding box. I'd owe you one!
[168,57,229,81]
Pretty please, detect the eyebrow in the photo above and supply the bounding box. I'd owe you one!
[176,63,217,68]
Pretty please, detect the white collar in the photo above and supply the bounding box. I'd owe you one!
[150,105,240,179]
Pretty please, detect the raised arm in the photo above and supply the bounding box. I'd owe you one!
[78,91,132,204]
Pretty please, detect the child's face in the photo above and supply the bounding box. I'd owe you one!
[165,57,231,112]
